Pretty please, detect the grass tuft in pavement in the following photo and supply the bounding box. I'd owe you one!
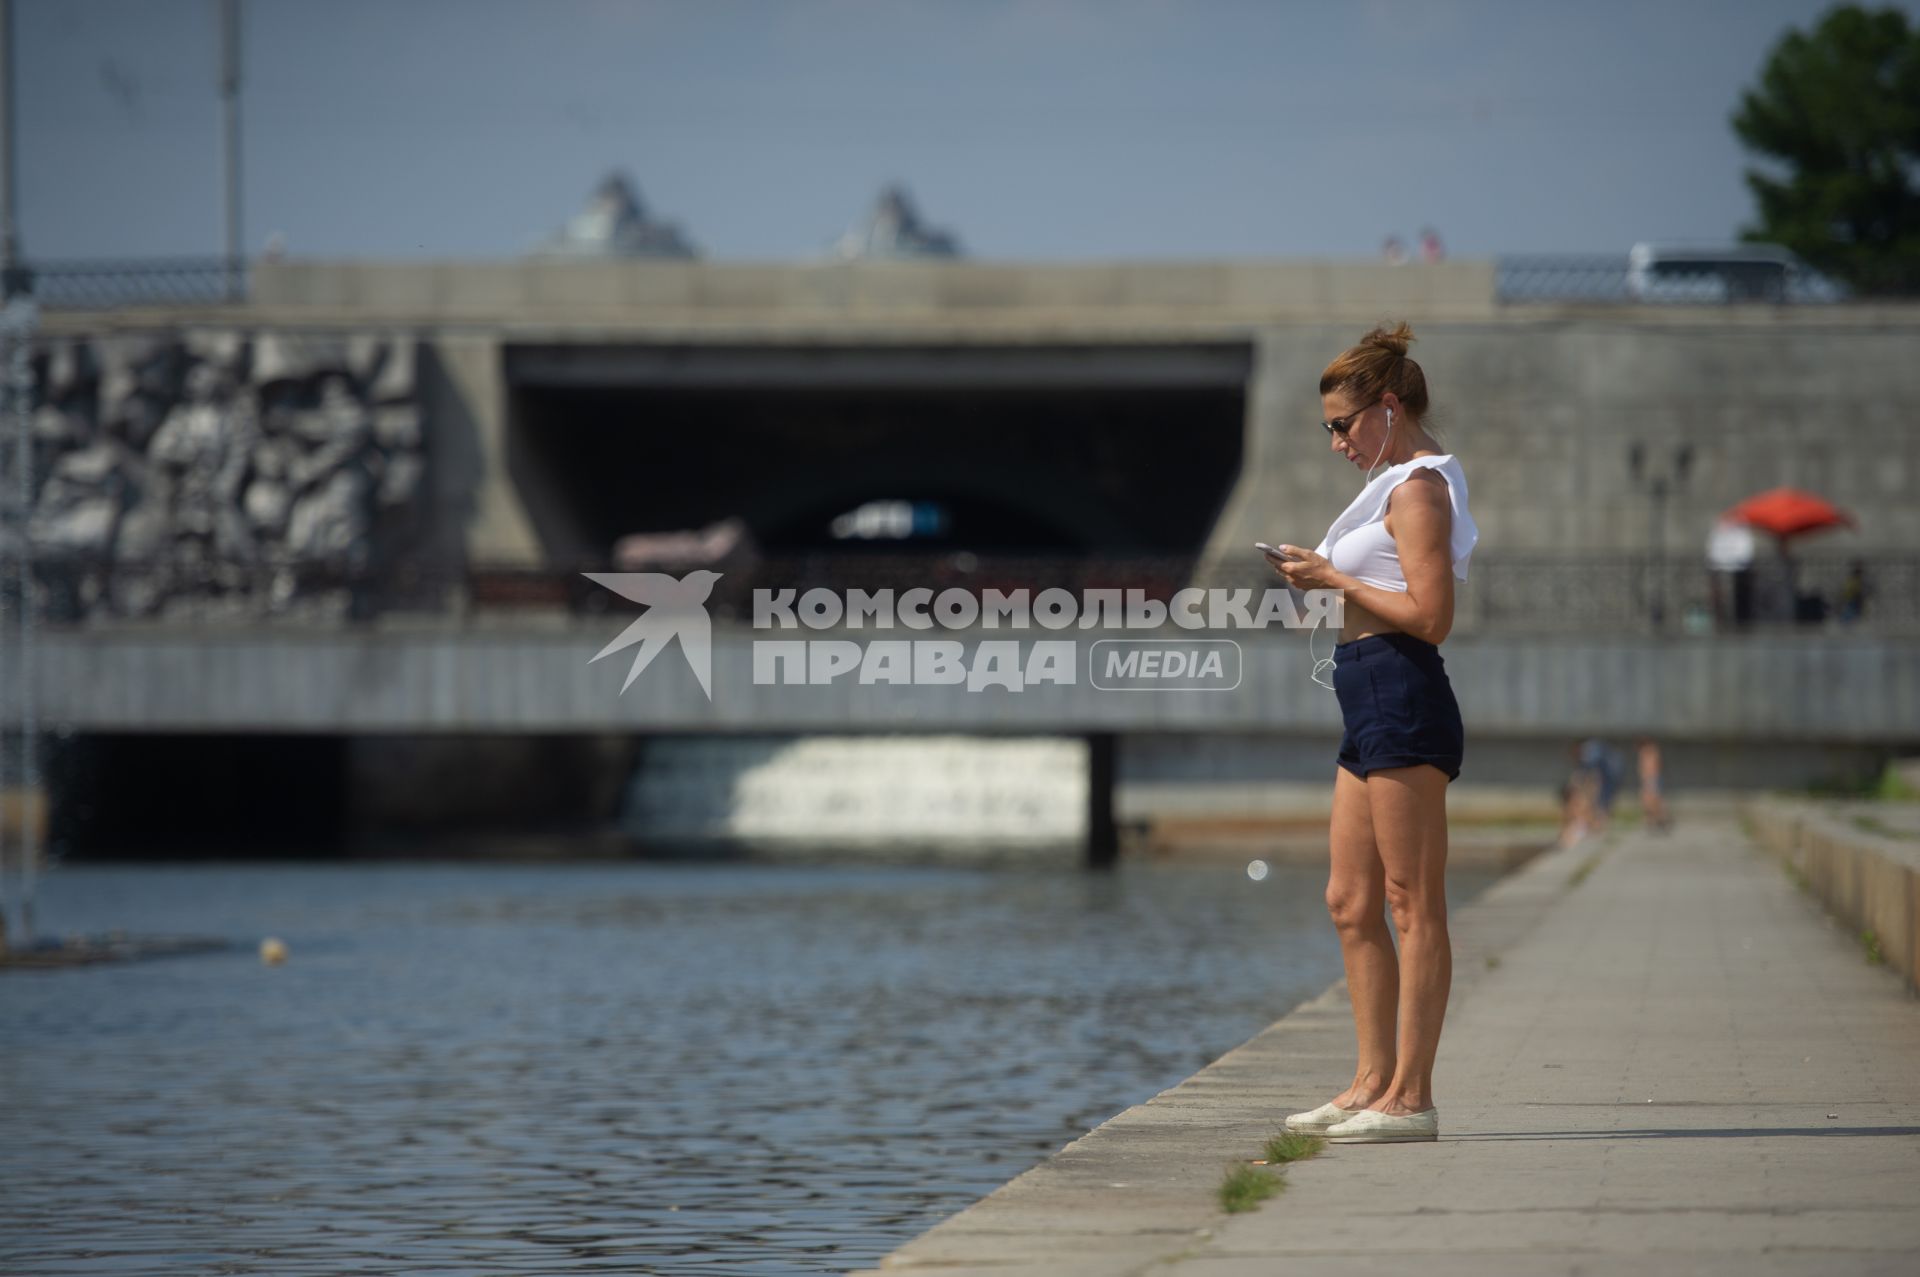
[1217,1130,1326,1213]
[1219,1162,1284,1212]
[1262,1130,1326,1165]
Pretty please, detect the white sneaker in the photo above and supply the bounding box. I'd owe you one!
[1283,1100,1366,1133]
[1323,1106,1439,1143]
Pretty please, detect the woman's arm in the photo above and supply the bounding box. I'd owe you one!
[1273,469,1457,644]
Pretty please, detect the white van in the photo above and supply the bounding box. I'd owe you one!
[1626,242,1845,303]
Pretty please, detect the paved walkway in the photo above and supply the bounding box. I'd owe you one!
[850,815,1920,1275]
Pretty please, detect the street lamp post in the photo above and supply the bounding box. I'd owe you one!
[220,0,242,300]
[0,0,35,953]
[1628,441,1694,632]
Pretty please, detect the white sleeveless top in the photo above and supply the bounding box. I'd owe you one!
[1312,454,1478,592]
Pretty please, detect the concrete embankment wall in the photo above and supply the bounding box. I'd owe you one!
[1214,313,1920,578]
[1745,795,1920,994]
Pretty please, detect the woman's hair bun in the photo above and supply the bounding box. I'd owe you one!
[1319,318,1430,424]
[1359,322,1415,357]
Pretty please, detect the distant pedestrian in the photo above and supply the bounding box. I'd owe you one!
[1707,518,1757,630]
[1579,738,1621,830]
[1837,560,1870,624]
[1636,736,1671,832]
[1418,227,1445,263]
[1559,741,1599,848]
[1382,235,1409,265]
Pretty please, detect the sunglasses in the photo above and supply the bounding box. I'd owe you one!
[1321,399,1380,437]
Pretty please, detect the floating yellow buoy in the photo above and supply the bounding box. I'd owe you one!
[259,937,288,965]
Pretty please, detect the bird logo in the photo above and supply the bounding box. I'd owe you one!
[583,571,722,699]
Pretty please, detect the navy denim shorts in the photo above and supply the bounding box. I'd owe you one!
[1332,631,1465,782]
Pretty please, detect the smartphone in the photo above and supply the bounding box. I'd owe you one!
[1254,542,1298,561]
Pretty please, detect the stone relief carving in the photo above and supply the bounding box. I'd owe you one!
[10,330,428,621]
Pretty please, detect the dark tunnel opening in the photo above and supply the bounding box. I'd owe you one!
[502,346,1250,565]
[49,733,350,859]
[45,734,642,861]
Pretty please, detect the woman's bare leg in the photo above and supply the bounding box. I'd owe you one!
[1366,763,1452,1114]
[1326,764,1396,1108]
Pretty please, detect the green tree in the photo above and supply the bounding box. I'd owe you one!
[1732,4,1920,294]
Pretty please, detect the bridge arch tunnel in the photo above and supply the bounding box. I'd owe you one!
[502,344,1252,562]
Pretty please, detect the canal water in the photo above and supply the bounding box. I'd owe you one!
[1,855,1499,1275]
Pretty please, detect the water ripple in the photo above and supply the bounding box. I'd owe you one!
[1,855,1495,1274]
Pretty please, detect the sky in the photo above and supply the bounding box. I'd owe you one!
[14,0,1917,262]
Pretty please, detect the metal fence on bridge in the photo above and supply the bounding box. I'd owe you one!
[15,254,1903,310]
[1460,552,1912,634]
[18,258,248,309]
[1493,255,1856,305]
[7,550,1915,637]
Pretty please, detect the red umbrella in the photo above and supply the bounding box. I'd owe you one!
[1722,487,1856,539]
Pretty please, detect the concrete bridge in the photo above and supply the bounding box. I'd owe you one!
[22,257,1920,850]
[25,617,1912,859]
[43,255,1920,576]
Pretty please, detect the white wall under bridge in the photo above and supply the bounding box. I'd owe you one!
[23,626,1920,747]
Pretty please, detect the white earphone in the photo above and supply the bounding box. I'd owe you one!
[1313,403,1397,690]
[1310,624,1337,690]
[1366,406,1395,481]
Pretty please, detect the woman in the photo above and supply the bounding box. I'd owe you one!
[1263,322,1478,1144]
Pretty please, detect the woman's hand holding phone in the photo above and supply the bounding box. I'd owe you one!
[1258,542,1344,592]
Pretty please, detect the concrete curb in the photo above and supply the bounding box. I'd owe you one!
[844,832,1599,1276]
[1744,796,1920,995]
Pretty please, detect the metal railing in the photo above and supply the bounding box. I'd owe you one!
[21,257,248,309]
[1495,255,1858,305]
[10,549,1916,636]
[9,551,1202,628]
[1496,255,1639,303]
[16,253,1908,310]
[1459,552,1916,634]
